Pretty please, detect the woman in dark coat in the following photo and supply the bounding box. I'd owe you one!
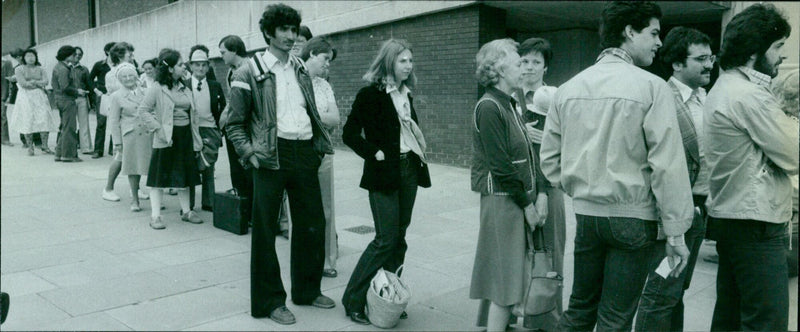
[340,38,431,325]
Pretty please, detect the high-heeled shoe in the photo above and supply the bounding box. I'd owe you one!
[346,311,370,325]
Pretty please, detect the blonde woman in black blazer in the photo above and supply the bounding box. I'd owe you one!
[341,39,431,325]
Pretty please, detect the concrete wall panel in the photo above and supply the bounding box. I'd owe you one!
[36,0,90,44]
[1,0,33,53]
[98,0,169,26]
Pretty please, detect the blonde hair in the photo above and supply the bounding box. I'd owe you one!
[475,38,519,88]
[362,39,416,89]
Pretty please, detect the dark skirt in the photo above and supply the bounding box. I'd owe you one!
[146,125,201,188]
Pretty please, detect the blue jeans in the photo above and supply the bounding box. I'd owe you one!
[635,205,706,331]
[558,215,658,332]
[708,217,789,331]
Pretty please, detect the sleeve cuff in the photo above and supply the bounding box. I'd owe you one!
[667,234,686,246]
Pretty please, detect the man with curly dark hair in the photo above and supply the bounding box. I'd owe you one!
[224,3,335,325]
[704,4,796,331]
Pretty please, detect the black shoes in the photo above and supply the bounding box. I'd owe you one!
[347,311,370,325]
[91,153,103,159]
[400,311,408,319]
[322,268,338,278]
[1,292,9,324]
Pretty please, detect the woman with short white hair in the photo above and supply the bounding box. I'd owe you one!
[469,38,548,331]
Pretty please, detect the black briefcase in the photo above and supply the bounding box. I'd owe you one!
[213,189,249,235]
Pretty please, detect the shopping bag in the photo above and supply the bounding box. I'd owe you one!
[512,226,563,317]
[366,266,411,328]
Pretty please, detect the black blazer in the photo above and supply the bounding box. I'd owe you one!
[207,79,226,128]
[342,83,431,191]
[186,77,227,128]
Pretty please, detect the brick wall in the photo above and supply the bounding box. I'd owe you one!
[36,0,90,44]
[207,4,503,168]
[323,4,494,168]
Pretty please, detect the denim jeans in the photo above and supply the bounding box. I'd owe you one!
[708,217,789,331]
[341,153,419,313]
[250,139,325,317]
[636,205,706,331]
[558,215,658,332]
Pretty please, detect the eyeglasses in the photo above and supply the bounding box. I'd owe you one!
[688,54,716,64]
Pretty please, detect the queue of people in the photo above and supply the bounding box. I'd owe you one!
[0,1,796,331]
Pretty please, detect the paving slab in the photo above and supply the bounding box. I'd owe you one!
[0,293,72,331]
[38,312,134,331]
[106,286,249,331]
[0,271,58,297]
[38,271,199,316]
[2,143,797,331]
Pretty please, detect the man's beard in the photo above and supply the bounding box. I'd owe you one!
[754,53,780,78]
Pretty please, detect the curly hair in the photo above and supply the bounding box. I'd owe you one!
[109,42,135,65]
[475,38,519,88]
[600,1,662,49]
[718,4,791,71]
[659,27,711,66]
[55,45,77,62]
[518,37,552,67]
[259,3,301,43]
[154,48,182,89]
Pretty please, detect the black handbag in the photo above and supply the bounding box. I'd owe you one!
[513,225,563,317]
[213,188,249,235]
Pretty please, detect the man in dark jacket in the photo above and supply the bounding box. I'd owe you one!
[89,42,115,158]
[1,53,15,146]
[224,3,334,326]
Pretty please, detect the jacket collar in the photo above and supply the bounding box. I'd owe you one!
[737,66,772,88]
[596,48,634,65]
[486,86,515,107]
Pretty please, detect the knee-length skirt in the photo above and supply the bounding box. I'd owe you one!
[9,88,58,134]
[146,125,200,188]
[121,126,153,176]
[469,194,526,306]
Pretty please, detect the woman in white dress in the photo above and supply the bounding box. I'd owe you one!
[10,49,56,156]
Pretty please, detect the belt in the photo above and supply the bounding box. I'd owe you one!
[399,152,411,160]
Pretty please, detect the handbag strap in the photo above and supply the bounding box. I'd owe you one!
[524,223,547,251]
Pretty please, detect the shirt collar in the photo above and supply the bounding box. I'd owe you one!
[261,49,299,72]
[191,76,207,87]
[738,66,772,88]
[384,79,411,96]
[597,48,634,65]
[669,76,706,103]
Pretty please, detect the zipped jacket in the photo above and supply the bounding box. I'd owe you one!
[471,87,543,209]
[704,68,799,223]
[540,49,693,237]
[224,52,333,170]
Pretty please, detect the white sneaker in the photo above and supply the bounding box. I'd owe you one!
[102,189,121,202]
[138,189,150,200]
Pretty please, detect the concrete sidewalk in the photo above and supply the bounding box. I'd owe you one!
[1,133,797,331]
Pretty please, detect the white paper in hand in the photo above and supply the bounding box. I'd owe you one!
[655,256,682,279]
